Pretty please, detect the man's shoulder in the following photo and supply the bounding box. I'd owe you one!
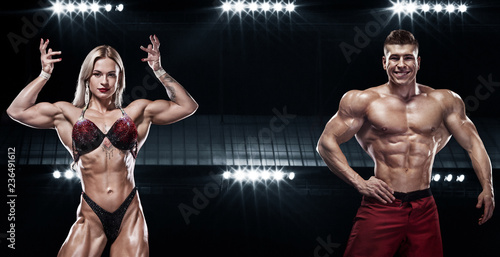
[422,85,462,102]
[343,86,383,102]
[339,86,384,117]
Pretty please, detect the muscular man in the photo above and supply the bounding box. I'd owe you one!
[317,30,494,257]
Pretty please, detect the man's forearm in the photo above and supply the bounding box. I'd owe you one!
[317,140,364,189]
[469,143,493,192]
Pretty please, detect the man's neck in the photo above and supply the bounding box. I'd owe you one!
[387,80,420,101]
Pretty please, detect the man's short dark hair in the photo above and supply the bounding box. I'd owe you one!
[384,30,419,55]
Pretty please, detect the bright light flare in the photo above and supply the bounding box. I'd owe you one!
[432,174,441,182]
[105,4,112,12]
[261,2,271,11]
[273,2,283,12]
[261,170,271,180]
[223,171,232,179]
[458,4,467,12]
[446,4,455,13]
[444,174,453,182]
[222,2,232,12]
[285,3,295,12]
[66,3,76,12]
[272,170,285,181]
[393,2,404,13]
[64,170,74,179]
[116,4,124,12]
[421,4,430,12]
[405,2,417,13]
[434,4,443,12]
[234,1,245,12]
[53,2,64,14]
[456,174,465,182]
[78,3,88,12]
[248,2,259,11]
[53,170,61,179]
[234,169,246,181]
[90,3,100,12]
[248,169,260,181]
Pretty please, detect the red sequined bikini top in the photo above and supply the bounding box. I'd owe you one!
[72,106,138,162]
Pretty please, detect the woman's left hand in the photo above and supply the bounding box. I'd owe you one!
[140,35,162,71]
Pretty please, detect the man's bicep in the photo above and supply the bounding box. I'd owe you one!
[322,112,363,145]
[443,95,478,151]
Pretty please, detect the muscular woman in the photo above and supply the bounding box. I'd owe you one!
[7,35,198,256]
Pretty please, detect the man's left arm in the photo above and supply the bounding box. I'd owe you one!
[443,90,494,225]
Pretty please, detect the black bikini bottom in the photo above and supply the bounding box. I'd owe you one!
[82,187,137,245]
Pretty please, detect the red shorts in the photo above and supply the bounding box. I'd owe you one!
[343,189,443,257]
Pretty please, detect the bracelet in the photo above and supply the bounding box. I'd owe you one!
[39,70,51,80]
[153,68,167,78]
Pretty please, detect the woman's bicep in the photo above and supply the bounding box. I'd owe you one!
[8,102,63,129]
[144,99,195,125]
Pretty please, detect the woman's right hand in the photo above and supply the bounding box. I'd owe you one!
[40,38,62,74]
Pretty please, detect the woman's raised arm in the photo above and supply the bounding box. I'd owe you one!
[7,39,65,129]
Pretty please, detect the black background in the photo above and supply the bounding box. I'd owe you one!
[1,1,499,256]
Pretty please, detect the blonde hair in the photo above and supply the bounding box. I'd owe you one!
[72,45,126,108]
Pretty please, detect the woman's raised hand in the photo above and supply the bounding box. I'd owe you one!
[140,35,162,71]
[39,39,62,74]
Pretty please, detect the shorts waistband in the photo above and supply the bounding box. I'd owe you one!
[393,188,432,202]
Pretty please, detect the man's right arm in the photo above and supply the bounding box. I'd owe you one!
[316,90,395,203]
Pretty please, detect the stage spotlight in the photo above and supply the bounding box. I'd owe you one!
[248,169,260,181]
[53,170,61,179]
[456,174,465,182]
[392,2,404,14]
[261,2,271,12]
[421,4,430,12]
[458,4,467,12]
[248,2,258,12]
[434,4,443,12]
[273,170,285,181]
[261,169,271,180]
[446,4,455,13]
[116,4,124,12]
[288,172,295,180]
[273,2,283,12]
[222,1,232,11]
[432,174,441,182]
[444,174,453,182]
[285,3,295,12]
[233,1,245,12]
[105,4,112,12]
[405,2,417,13]
[78,3,88,13]
[67,3,76,13]
[223,171,231,179]
[52,2,64,14]
[90,3,100,12]
[234,169,246,181]
[64,170,74,179]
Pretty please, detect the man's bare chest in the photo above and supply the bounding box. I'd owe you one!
[364,95,444,135]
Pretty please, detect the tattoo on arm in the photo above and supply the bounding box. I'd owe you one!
[166,85,177,101]
[159,73,178,101]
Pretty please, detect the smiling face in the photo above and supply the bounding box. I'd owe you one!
[382,44,421,87]
[88,57,120,103]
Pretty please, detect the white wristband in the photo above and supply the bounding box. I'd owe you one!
[39,70,51,80]
[153,68,167,78]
